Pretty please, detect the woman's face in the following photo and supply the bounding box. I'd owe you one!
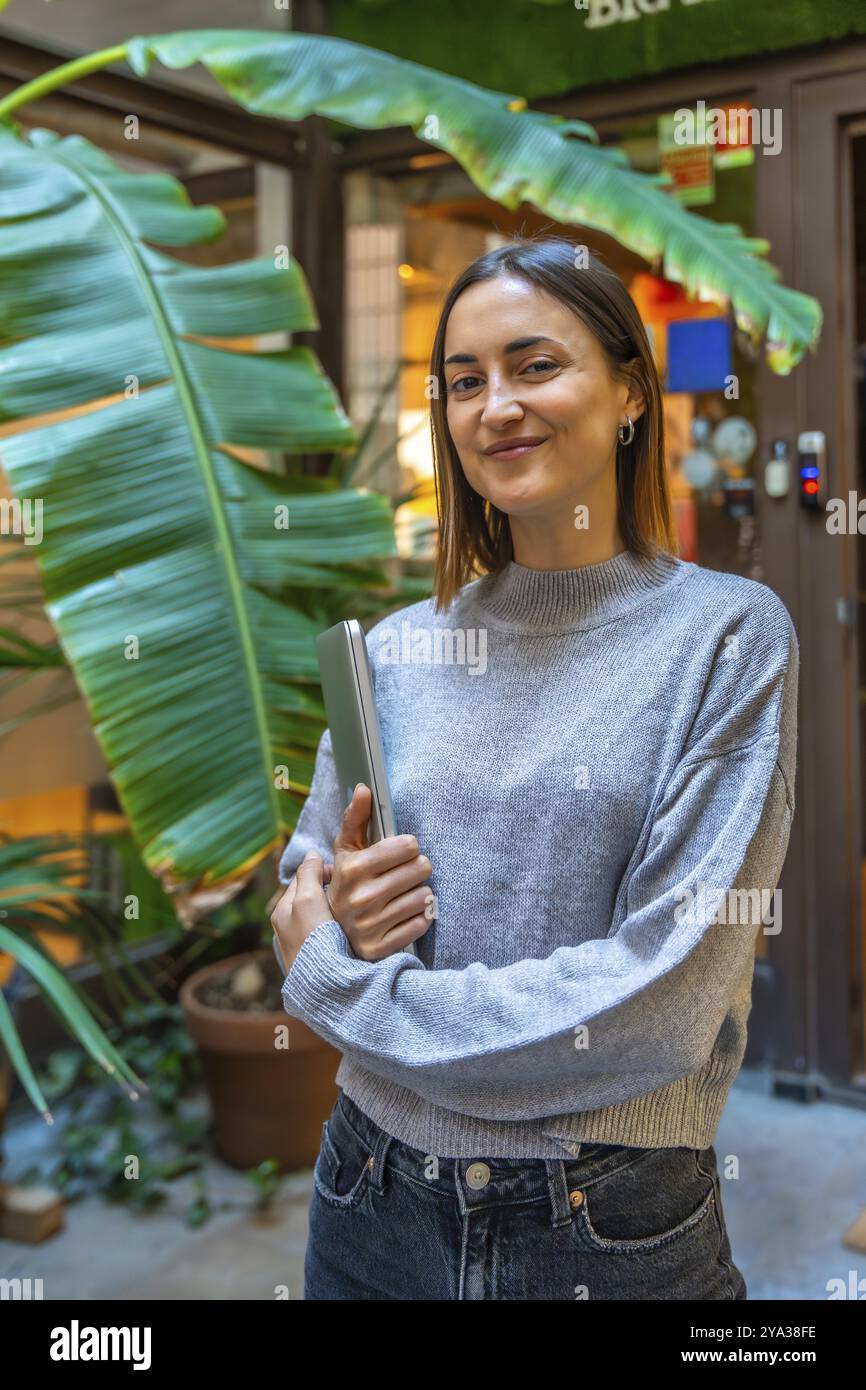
[443,273,644,528]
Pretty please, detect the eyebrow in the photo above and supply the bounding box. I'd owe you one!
[444,335,564,367]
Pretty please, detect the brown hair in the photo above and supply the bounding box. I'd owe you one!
[428,236,678,611]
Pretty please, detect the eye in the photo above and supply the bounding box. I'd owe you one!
[523,358,557,374]
[447,375,481,394]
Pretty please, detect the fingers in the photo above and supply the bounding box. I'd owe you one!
[274,853,322,926]
[270,874,296,934]
[364,914,430,961]
[294,849,325,897]
[340,857,431,929]
[343,833,425,881]
[333,783,373,854]
[368,884,435,935]
[332,785,426,880]
[332,788,424,877]
[365,851,432,907]
[286,860,332,888]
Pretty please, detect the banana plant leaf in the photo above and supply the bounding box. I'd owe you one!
[125,28,822,374]
[0,127,398,901]
[0,834,147,1118]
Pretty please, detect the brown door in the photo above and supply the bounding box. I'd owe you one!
[773,65,866,1099]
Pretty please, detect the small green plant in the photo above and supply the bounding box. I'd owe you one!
[14,1000,210,1222]
[244,1157,286,1210]
[0,834,150,1119]
[13,987,301,1224]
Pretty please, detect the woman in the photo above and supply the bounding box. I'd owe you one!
[272,236,798,1301]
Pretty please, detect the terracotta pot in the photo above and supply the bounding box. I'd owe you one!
[180,950,340,1172]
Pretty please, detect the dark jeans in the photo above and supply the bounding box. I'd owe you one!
[304,1089,748,1301]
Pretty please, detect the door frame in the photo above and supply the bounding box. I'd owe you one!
[783,65,866,1098]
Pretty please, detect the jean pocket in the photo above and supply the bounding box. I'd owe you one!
[313,1098,374,1209]
[574,1146,717,1253]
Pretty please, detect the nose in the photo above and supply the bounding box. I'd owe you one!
[480,376,524,427]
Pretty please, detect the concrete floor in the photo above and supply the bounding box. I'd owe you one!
[1,1066,864,1300]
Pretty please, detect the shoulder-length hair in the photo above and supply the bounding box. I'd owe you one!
[428,236,678,611]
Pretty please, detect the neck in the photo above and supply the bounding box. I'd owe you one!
[507,504,621,571]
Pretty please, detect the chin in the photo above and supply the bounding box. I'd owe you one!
[485,487,558,515]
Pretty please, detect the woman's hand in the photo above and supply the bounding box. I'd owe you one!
[327,784,434,961]
[271,851,334,974]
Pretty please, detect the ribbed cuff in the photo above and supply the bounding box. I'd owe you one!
[280,916,357,1018]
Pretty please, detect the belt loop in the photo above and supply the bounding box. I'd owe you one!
[369,1127,394,1195]
[545,1159,573,1228]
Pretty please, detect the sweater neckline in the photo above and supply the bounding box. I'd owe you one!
[469,547,688,633]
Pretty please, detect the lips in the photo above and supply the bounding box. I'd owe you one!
[483,437,548,458]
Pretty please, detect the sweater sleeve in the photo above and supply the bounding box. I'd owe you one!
[280,600,798,1121]
[277,726,344,885]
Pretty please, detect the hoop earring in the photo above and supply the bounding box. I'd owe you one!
[617,416,635,446]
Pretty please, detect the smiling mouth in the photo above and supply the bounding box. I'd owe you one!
[484,439,549,460]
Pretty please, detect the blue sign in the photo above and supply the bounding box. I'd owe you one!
[666,318,732,393]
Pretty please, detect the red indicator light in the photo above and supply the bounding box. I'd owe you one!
[803,479,819,495]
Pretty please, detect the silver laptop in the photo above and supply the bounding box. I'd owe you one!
[316,619,397,842]
[275,620,419,968]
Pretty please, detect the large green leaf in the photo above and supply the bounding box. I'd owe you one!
[127,28,822,374]
[0,127,398,895]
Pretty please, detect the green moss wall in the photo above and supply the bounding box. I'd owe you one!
[329,0,866,99]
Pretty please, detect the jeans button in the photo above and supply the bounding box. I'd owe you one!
[466,1161,491,1190]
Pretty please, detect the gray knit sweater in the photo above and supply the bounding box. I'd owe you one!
[278,547,798,1159]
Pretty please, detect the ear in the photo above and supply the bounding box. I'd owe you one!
[622,361,647,424]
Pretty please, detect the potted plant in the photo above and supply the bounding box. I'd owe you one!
[180,949,340,1171]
